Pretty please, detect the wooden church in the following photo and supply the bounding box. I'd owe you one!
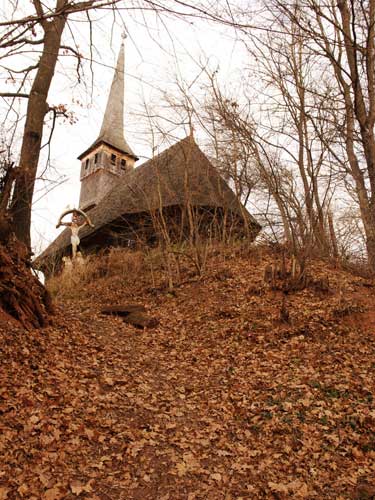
[36,42,260,274]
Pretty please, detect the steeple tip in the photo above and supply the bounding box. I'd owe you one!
[92,40,136,159]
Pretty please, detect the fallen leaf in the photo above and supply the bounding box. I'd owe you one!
[70,480,93,495]
[43,486,63,500]
[282,402,293,411]
[17,484,28,497]
[0,487,9,500]
[38,472,53,488]
[85,428,95,440]
[210,473,222,482]
[30,414,40,424]
[104,376,114,386]
[296,482,309,497]
[176,462,188,477]
[268,481,289,494]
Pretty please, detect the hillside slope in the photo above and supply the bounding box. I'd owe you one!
[0,247,375,499]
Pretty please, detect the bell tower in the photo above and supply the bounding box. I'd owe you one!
[77,39,138,211]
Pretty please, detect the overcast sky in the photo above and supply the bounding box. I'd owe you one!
[0,3,251,254]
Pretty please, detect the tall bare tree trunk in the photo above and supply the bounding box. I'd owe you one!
[10,5,67,249]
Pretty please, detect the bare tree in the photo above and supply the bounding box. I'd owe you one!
[266,0,375,269]
[198,73,328,259]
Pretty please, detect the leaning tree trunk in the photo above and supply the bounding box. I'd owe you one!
[10,9,67,249]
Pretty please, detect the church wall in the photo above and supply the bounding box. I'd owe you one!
[79,144,135,210]
[79,168,118,210]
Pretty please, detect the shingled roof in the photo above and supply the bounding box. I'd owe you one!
[36,137,260,264]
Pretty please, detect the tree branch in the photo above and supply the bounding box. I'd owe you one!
[0,63,39,75]
[0,93,29,98]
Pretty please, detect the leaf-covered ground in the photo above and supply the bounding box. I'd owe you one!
[1,248,375,499]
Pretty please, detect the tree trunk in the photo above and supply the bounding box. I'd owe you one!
[360,204,375,272]
[328,211,339,261]
[10,13,67,249]
[0,2,68,327]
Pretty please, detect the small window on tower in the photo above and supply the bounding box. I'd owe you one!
[94,153,99,164]
[120,159,126,170]
[85,159,89,169]
[111,153,116,165]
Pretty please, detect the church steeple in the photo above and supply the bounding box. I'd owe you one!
[77,39,138,211]
[95,41,136,158]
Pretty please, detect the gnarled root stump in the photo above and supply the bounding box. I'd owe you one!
[0,236,53,329]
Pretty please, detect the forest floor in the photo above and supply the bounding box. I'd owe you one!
[1,245,375,499]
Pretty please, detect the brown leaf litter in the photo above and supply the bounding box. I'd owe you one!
[0,247,374,499]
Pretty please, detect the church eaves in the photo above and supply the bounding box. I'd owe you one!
[78,41,138,160]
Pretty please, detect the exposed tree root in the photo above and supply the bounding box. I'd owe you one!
[0,234,53,329]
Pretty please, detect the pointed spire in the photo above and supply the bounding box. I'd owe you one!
[92,40,137,159]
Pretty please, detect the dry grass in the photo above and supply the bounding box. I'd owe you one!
[47,241,358,301]
[46,241,242,298]
[47,248,145,298]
